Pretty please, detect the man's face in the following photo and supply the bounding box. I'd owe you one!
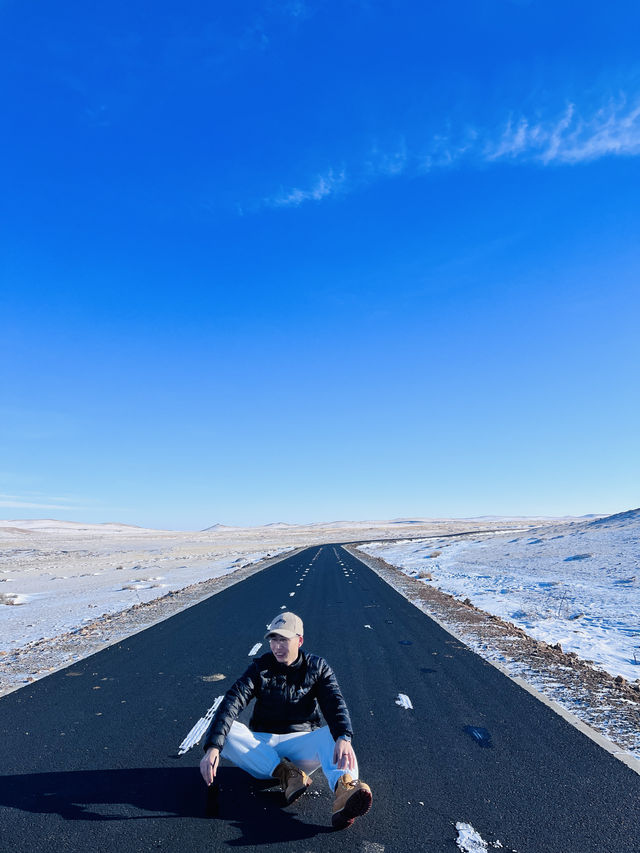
[268,633,302,665]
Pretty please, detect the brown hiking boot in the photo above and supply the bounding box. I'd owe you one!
[272,758,312,805]
[332,773,373,829]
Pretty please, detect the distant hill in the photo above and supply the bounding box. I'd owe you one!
[0,519,163,534]
[588,508,640,528]
[3,519,146,531]
[388,518,432,524]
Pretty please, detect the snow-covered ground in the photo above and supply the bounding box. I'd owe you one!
[0,516,538,656]
[0,525,291,652]
[360,509,640,682]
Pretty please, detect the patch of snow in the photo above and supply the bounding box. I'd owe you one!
[395,693,413,710]
[455,822,488,852]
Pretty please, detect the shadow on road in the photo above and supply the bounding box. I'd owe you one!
[0,767,331,846]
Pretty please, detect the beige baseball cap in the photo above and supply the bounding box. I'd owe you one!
[265,611,304,639]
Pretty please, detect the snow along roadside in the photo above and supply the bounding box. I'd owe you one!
[346,545,640,774]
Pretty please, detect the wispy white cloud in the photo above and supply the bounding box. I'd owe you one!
[266,167,347,208]
[261,95,640,210]
[0,493,94,511]
[365,138,408,177]
[0,500,87,510]
[486,98,640,164]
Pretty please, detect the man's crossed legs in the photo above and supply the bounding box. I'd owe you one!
[220,722,372,829]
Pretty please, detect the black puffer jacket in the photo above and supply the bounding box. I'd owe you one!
[203,651,353,752]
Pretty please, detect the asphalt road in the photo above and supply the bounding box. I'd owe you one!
[1,545,639,852]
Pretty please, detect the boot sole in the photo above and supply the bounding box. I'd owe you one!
[331,788,373,830]
[284,778,312,806]
[284,786,307,806]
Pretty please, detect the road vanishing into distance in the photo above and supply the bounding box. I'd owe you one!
[1,545,639,852]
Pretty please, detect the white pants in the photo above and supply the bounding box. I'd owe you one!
[220,722,358,791]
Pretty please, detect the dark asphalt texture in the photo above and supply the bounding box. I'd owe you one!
[1,545,639,853]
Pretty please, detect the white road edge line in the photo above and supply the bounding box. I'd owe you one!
[178,696,223,755]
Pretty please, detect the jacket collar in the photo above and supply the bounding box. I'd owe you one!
[269,650,304,672]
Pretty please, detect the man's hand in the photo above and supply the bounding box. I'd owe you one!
[200,747,220,786]
[333,737,356,772]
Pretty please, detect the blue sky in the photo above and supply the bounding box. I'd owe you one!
[2,1,639,529]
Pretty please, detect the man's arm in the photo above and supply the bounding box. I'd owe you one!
[333,735,356,772]
[199,663,258,786]
[314,658,354,741]
[202,663,258,752]
[200,746,220,786]
[314,658,357,772]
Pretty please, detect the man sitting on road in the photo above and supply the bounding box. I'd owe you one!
[199,611,372,830]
